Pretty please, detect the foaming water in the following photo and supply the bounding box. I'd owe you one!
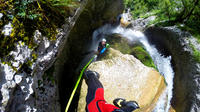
[90,24,113,51]
[92,25,174,112]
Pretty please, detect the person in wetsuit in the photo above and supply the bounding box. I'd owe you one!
[98,38,109,55]
[84,70,140,112]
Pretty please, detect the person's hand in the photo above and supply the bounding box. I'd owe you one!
[106,43,110,48]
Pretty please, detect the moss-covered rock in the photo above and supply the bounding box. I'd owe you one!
[0,0,78,58]
[131,45,157,69]
[0,1,82,112]
[106,34,132,54]
[104,34,156,69]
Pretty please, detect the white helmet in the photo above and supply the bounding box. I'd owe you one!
[102,38,106,42]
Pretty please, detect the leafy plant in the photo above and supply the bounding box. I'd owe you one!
[14,0,39,20]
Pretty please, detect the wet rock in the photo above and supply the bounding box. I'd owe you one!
[105,34,156,69]
[0,1,85,111]
[131,16,156,31]
[78,48,166,112]
[119,9,132,28]
[144,26,200,112]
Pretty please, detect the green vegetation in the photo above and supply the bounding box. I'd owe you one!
[123,0,200,39]
[124,0,200,63]
[124,0,200,23]
[105,34,157,69]
[106,34,133,54]
[189,42,200,63]
[131,45,157,69]
[0,0,79,58]
[192,48,200,63]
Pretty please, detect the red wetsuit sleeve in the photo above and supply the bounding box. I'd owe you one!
[98,101,120,112]
[87,88,120,112]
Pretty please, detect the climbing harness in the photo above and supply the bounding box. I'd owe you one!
[65,43,109,112]
[65,56,95,112]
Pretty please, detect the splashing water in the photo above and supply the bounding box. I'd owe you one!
[92,24,174,112]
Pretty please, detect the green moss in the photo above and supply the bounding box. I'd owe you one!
[106,34,133,54]
[0,0,80,59]
[176,24,200,63]
[104,34,157,69]
[189,43,200,63]
[26,60,33,67]
[193,49,200,63]
[131,45,157,69]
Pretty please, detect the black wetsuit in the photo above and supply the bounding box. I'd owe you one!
[98,42,106,53]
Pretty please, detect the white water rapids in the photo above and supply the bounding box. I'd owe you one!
[91,24,174,112]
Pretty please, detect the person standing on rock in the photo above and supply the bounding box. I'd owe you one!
[98,38,109,55]
[84,70,140,112]
[91,38,109,62]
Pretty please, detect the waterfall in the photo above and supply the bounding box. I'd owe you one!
[91,24,174,112]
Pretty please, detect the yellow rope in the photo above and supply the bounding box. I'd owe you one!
[65,56,95,112]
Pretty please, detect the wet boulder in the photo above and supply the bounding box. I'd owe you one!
[144,26,200,112]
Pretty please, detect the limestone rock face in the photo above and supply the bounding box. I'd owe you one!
[0,0,124,111]
[78,48,166,112]
[0,1,86,112]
